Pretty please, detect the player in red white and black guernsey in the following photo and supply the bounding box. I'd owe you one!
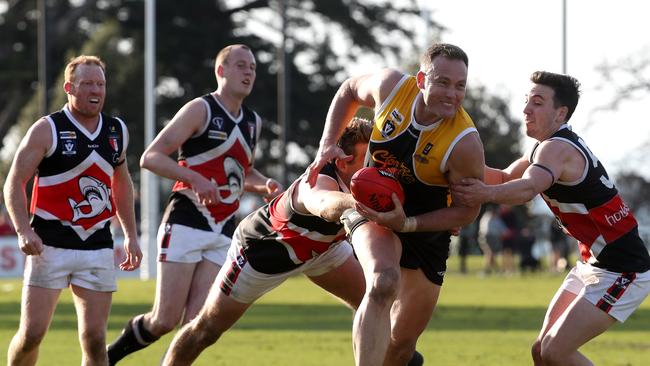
[162,117,425,366]
[107,44,282,365]
[452,71,650,366]
[4,55,141,365]
[160,117,367,365]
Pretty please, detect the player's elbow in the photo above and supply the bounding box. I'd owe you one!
[139,150,155,171]
[459,205,481,227]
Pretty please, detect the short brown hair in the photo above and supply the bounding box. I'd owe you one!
[420,43,468,73]
[64,55,105,84]
[337,117,372,157]
[215,44,252,69]
[530,71,581,122]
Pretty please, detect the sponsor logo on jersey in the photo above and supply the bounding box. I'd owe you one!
[208,130,228,140]
[413,142,434,164]
[87,144,99,149]
[422,142,433,155]
[62,139,77,155]
[371,150,415,184]
[604,203,630,226]
[60,131,77,139]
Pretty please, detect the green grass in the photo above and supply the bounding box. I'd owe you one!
[1,256,650,365]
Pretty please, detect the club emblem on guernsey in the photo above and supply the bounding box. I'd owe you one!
[217,157,244,205]
[68,176,112,222]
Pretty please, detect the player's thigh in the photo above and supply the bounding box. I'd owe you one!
[543,297,616,354]
[19,286,62,336]
[351,221,401,273]
[199,284,252,333]
[538,288,578,341]
[185,259,222,322]
[390,268,440,341]
[70,285,112,334]
[308,253,365,310]
[152,261,199,318]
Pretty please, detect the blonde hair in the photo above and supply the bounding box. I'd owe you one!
[64,55,106,84]
[214,44,252,70]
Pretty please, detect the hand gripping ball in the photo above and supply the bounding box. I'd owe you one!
[350,167,405,212]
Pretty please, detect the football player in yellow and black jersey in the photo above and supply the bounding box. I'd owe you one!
[307,43,484,366]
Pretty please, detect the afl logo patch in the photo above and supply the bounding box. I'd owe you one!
[62,139,77,155]
[381,120,396,138]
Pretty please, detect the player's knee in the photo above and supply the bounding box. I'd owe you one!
[367,268,400,304]
[79,327,105,352]
[387,339,416,364]
[539,336,564,365]
[189,317,222,346]
[531,339,542,362]
[150,316,180,335]
[18,326,48,350]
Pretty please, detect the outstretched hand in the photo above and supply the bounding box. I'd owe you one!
[355,193,406,232]
[306,145,351,187]
[451,177,489,207]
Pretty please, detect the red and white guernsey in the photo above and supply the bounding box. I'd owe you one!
[235,162,348,274]
[160,94,261,236]
[530,125,650,273]
[30,105,127,250]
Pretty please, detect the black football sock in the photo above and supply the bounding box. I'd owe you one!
[107,315,160,365]
[407,350,424,366]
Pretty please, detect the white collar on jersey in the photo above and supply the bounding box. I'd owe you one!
[63,103,103,140]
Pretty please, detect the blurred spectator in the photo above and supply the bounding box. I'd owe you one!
[519,226,540,272]
[498,205,521,274]
[458,220,478,274]
[478,205,506,275]
[549,220,571,272]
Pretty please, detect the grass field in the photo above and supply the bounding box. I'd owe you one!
[1,255,650,365]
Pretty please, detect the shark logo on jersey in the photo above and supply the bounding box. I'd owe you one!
[68,176,112,222]
[217,156,245,205]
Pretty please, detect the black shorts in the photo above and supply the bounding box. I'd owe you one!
[397,231,450,286]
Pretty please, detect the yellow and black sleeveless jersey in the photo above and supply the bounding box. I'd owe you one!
[367,75,477,217]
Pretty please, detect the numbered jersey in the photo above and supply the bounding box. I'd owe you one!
[162,94,261,234]
[530,125,650,272]
[236,162,347,274]
[368,75,477,241]
[30,105,127,250]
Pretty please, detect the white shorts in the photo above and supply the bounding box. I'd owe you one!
[25,246,116,292]
[157,223,231,265]
[215,236,354,304]
[560,261,650,322]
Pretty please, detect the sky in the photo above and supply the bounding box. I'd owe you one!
[352,0,650,178]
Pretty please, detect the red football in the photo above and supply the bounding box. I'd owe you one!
[350,167,405,212]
